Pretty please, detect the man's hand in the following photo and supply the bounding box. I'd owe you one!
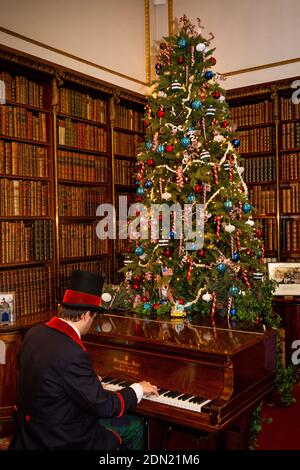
[138,381,159,397]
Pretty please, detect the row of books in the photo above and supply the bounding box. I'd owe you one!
[256,218,278,252]
[115,158,136,185]
[281,153,300,180]
[0,70,44,108]
[114,131,144,157]
[0,265,54,317]
[58,150,108,182]
[241,155,275,183]
[248,185,276,215]
[0,220,53,264]
[0,106,47,141]
[237,127,275,153]
[59,223,109,258]
[0,140,48,177]
[231,100,273,126]
[115,104,144,132]
[58,88,107,123]
[59,185,108,217]
[281,122,300,149]
[281,185,300,213]
[58,118,107,151]
[280,96,300,120]
[58,259,112,300]
[0,179,50,216]
[282,219,300,251]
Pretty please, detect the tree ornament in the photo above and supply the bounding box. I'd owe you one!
[216,263,227,274]
[242,202,252,213]
[197,249,205,257]
[165,145,174,153]
[229,285,239,296]
[155,63,162,71]
[162,192,172,200]
[196,42,206,52]
[157,108,165,118]
[143,302,152,310]
[232,251,240,262]
[136,187,144,196]
[256,249,263,259]
[146,158,155,167]
[145,180,153,189]
[145,141,152,149]
[160,42,167,49]
[230,307,237,316]
[210,57,217,65]
[187,193,196,203]
[232,138,240,148]
[206,105,216,116]
[200,150,210,160]
[204,70,214,80]
[202,292,212,302]
[136,195,143,202]
[221,120,229,128]
[163,249,172,257]
[224,200,233,211]
[181,137,191,148]
[135,246,144,256]
[133,283,140,290]
[178,37,187,48]
[253,271,264,281]
[101,292,112,303]
[160,299,168,304]
[245,218,255,226]
[156,144,165,154]
[177,56,184,64]
[191,99,203,109]
[176,167,184,189]
[224,223,236,233]
[256,228,263,238]
[171,82,182,91]
[194,184,203,193]
[212,90,221,99]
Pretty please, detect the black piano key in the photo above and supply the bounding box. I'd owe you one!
[157,388,168,395]
[110,378,122,385]
[101,376,113,383]
[189,396,206,404]
[178,394,194,401]
[117,381,128,386]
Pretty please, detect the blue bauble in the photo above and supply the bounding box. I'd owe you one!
[242,202,252,214]
[160,299,168,305]
[232,251,240,262]
[229,286,240,296]
[136,187,144,196]
[135,180,140,187]
[256,249,263,259]
[181,137,191,148]
[145,141,152,150]
[232,138,240,148]
[135,246,144,256]
[169,230,176,239]
[204,70,214,79]
[178,37,187,49]
[143,302,152,310]
[157,144,165,154]
[188,126,195,133]
[230,308,237,316]
[216,263,227,274]
[189,242,197,251]
[224,200,233,211]
[155,63,162,70]
[191,100,203,110]
[145,180,153,189]
[187,193,195,203]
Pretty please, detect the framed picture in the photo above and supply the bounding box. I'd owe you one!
[0,292,15,324]
[268,263,300,296]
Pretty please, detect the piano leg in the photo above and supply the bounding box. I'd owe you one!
[215,413,253,450]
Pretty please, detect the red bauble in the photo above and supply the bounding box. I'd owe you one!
[164,249,172,257]
[210,57,217,65]
[144,120,150,127]
[213,90,221,99]
[158,109,165,118]
[153,303,160,309]
[177,57,184,64]
[147,158,155,167]
[136,195,143,202]
[197,249,205,257]
[141,296,149,302]
[126,247,132,253]
[165,145,174,153]
[133,283,140,290]
[160,42,167,50]
[194,184,203,193]
[136,174,143,181]
[221,120,229,128]
[256,228,263,238]
[179,298,185,305]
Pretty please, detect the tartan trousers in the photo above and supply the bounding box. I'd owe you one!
[99,415,145,450]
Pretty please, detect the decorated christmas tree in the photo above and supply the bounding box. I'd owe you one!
[120,15,277,325]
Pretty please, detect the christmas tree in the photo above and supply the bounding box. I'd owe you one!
[121,15,277,324]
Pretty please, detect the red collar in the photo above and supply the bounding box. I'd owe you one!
[46,317,86,351]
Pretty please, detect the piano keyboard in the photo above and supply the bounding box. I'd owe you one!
[101,376,211,413]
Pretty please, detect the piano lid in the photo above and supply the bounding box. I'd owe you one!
[91,311,270,357]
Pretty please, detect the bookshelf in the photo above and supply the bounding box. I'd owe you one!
[227,77,300,261]
[0,46,146,326]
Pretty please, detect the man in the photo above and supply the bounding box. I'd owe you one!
[9,270,158,450]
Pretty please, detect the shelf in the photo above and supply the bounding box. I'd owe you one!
[0,216,52,220]
[114,153,137,161]
[280,179,300,185]
[58,179,109,187]
[60,254,109,263]
[3,99,49,113]
[246,180,276,186]
[0,260,53,268]
[114,126,144,136]
[57,144,107,155]
[237,122,274,130]
[0,134,49,146]
[57,112,107,128]
[280,148,300,154]
[239,150,275,158]
[115,184,135,190]
[281,214,300,218]
[0,174,50,182]
[59,216,103,220]
[252,215,277,219]
[280,118,300,124]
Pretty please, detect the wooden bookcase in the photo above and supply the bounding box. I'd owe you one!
[0,46,145,325]
[227,76,300,261]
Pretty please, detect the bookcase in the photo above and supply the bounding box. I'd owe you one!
[0,46,145,326]
[227,76,300,261]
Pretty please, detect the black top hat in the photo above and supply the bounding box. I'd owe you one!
[61,270,105,312]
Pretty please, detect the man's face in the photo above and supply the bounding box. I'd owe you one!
[81,312,96,336]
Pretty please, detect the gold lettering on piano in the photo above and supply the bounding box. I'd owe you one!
[113,355,141,376]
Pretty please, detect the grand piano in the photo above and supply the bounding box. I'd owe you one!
[84,312,276,450]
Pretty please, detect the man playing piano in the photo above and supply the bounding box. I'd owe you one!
[9,270,158,450]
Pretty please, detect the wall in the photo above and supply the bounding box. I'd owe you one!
[173,0,300,89]
[0,0,147,94]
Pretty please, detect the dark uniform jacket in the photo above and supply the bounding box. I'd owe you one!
[9,317,138,450]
